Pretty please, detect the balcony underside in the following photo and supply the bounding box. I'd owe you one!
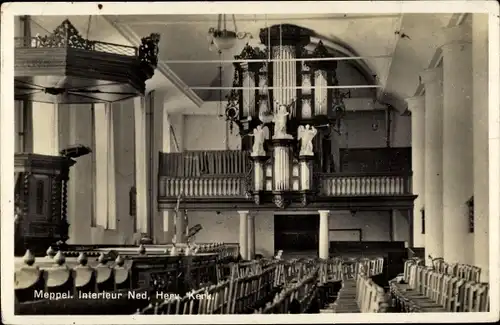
[158,195,417,211]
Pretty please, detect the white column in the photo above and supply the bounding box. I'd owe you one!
[406,96,425,248]
[238,211,249,260]
[420,68,444,264]
[32,103,60,155]
[441,25,474,264]
[247,213,255,259]
[67,104,94,244]
[134,96,150,236]
[318,210,330,259]
[472,14,489,281]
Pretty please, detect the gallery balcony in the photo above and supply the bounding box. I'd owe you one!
[157,150,415,211]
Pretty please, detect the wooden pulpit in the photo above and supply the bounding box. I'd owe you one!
[14,153,76,256]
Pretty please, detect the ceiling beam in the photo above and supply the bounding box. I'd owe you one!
[117,14,403,26]
[103,16,204,107]
[192,97,387,116]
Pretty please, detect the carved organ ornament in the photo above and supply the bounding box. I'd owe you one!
[225,24,348,208]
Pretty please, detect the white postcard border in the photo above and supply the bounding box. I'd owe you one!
[1,1,499,324]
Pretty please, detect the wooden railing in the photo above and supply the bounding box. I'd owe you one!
[318,172,412,196]
[158,176,248,198]
[158,151,412,199]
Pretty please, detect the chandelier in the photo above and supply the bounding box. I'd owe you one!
[207,14,252,52]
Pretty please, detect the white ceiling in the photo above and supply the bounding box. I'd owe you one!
[29,13,459,111]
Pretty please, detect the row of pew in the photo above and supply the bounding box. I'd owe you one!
[389,258,489,312]
[321,257,388,313]
[14,243,239,315]
[135,256,387,315]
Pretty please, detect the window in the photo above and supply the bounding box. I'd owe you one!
[92,103,117,230]
[421,208,425,234]
[467,197,474,233]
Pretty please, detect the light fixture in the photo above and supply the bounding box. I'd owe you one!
[207,14,252,52]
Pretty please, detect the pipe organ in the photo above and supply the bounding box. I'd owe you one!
[226,24,345,208]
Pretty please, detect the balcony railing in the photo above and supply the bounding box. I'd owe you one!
[318,172,411,196]
[158,151,412,200]
[159,176,248,198]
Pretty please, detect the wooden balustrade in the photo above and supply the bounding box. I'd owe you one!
[318,172,412,196]
[158,176,247,198]
[390,260,489,312]
[159,151,250,177]
[158,151,413,201]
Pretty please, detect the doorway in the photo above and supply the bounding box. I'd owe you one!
[274,214,319,252]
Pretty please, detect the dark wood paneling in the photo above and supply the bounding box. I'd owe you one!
[274,214,319,251]
[339,147,411,173]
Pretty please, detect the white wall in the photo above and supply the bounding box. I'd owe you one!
[338,110,411,149]
[187,209,409,256]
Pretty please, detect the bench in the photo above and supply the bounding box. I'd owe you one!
[389,260,489,312]
[138,259,284,314]
[14,243,235,315]
[322,257,387,313]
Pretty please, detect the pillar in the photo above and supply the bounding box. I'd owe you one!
[247,213,256,259]
[66,104,94,244]
[472,14,489,281]
[420,68,444,264]
[238,211,249,260]
[32,102,60,155]
[113,99,137,243]
[134,96,150,238]
[406,96,425,248]
[441,25,473,264]
[318,210,330,259]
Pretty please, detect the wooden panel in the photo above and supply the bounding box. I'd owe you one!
[339,147,411,173]
[274,214,319,251]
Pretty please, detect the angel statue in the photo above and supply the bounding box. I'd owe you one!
[273,105,293,139]
[297,125,318,156]
[250,124,269,157]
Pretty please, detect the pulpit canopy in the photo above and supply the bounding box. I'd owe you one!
[14,19,160,104]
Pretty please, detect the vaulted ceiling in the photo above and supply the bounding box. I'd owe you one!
[28,13,462,111]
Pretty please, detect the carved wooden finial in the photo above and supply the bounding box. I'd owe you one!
[98,253,107,265]
[46,246,56,258]
[77,252,88,266]
[138,244,146,255]
[53,251,66,266]
[23,249,35,266]
[115,255,125,267]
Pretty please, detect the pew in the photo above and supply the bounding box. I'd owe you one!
[320,257,387,313]
[389,259,489,312]
[16,247,389,315]
[138,259,284,314]
[14,243,236,315]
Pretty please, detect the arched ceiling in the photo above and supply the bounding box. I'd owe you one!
[29,13,458,111]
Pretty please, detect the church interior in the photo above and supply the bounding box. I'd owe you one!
[10,12,492,316]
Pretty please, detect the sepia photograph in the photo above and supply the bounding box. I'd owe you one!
[0,1,498,324]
